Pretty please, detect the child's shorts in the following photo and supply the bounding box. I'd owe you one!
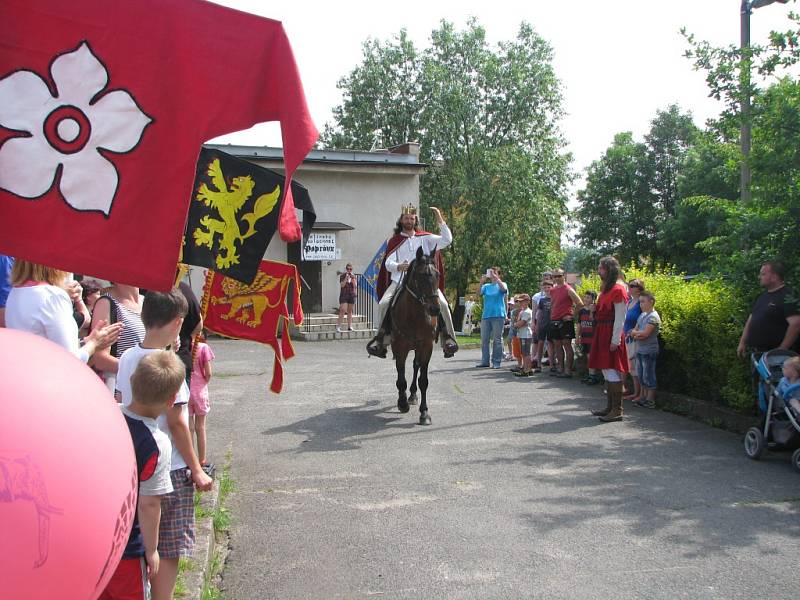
[511,336,522,360]
[636,352,658,389]
[189,391,210,416]
[98,557,148,600]
[519,337,532,356]
[158,469,195,558]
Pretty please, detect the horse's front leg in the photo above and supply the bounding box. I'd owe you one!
[409,357,419,405]
[395,350,410,413]
[418,346,433,425]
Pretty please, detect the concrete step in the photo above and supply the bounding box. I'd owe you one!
[293,329,377,341]
[302,314,370,327]
[301,323,374,333]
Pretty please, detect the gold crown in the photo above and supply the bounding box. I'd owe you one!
[401,203,418,215]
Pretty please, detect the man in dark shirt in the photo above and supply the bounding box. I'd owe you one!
[737,261,800,356]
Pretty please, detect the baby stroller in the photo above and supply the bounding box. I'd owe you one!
[743,349,800,472]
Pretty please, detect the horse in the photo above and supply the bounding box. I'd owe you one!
[389,245,441,425]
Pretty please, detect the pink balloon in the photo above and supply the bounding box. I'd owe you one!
[0,329,136,600]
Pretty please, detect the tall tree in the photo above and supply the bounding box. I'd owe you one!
[681,8,800,289]
[575,132,656,265]
[321,30,421,150]
[645,104,699,219]
[323,20,572,299]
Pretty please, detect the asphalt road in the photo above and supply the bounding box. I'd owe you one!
[206,338,800,600]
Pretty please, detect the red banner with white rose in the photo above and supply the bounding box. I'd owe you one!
[0,0,317,290]
[201,260,303,394]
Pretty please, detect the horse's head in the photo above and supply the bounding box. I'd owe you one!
[408,245,441,316]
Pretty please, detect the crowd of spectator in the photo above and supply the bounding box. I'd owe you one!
[473,258,667,422]
[0,254,214,600]
[469,257,800,422]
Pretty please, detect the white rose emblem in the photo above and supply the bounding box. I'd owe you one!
[0,42,152,215]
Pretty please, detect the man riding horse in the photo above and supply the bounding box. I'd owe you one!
[366,204,459,359]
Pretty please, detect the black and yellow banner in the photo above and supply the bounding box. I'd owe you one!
[182,148,316,284]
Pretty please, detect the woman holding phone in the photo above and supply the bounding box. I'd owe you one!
[337,263,358,333]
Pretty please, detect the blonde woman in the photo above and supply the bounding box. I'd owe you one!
[5,260,121,362]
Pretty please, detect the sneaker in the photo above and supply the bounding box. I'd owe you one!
[336,327,344,333]
[510,365,523,372]
[474,363,490,368]
[491,364,501,369]
[513,370,531,377]
[503,352,512,361]
[348,326,355,331]
[586,375,603,385]
[634,399,655,409]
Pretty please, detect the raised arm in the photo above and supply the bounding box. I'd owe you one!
[424,207,452,250]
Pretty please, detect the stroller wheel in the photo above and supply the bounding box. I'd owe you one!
[744,427,765,460]
[792,449,800,474]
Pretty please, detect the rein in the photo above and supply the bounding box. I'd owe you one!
[392,257,439,344]
[399,259,438,308]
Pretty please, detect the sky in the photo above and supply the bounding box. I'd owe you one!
[208,0,796,198]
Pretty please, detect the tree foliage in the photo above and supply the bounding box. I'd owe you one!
[322,20,572,297]
[574,132,657,265]
[321,30,421,151]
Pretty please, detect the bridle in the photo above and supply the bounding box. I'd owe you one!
[401,257,439,310]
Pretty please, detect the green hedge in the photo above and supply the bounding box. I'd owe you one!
[578,266,752,411]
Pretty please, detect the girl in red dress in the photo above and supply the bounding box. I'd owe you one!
[588,256,629,422]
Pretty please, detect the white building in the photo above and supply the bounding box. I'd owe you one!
[187,142,425,333]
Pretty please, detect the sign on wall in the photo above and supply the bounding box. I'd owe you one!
[303,232,336,261]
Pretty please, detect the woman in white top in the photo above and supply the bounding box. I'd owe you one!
[5,260,121,363]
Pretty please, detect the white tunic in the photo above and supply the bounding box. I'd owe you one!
[385,224,452,284]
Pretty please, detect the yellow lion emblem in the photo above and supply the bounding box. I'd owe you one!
[211,271,284,328]
[192,158,281,269]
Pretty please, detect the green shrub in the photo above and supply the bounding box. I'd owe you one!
[578,265,751,410]
[471,298,483,323]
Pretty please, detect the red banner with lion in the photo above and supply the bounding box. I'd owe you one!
[201,260,303,393]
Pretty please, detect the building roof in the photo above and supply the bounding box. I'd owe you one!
[312,221,353,231]
[204,143,425,168]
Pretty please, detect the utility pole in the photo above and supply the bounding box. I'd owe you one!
[740,0,790,204]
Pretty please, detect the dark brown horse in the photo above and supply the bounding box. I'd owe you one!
[390,246,440,425]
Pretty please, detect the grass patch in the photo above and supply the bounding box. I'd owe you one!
[174,556,196,597]
[212,457,235,535]
[200,548,225,600]
[457,333,481,344]
[200,449,235,600]
[178,449,235,598]
[194,490,213,519]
